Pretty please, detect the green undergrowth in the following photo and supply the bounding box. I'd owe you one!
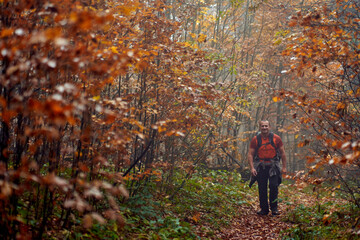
[169,169,249,238]
[119,169,248,239]
[281,183,360,240]
[66,170,360,239]
[72,169,249,239]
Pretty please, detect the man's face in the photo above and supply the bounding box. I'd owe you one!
[259,121,270,134]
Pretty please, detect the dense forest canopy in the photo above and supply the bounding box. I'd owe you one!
[0,0,359,239]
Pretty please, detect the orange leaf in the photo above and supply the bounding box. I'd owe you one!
[0,97,6,108]
[192,212,201,222]
[288,21,297,27]
[306,157,316,163]
[1,109,17,124]
[78,162,90,172]
[322,214,331,224]
[273,96,279,102]
[336,102,346,110]
[1,28,14,38]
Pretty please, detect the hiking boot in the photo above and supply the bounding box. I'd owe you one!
[272,209,280,216]
[257,210,269,216]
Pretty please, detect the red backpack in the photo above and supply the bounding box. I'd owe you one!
[254,132,280,161]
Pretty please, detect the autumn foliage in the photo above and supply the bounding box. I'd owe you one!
[1,0,360,238]
[280,0,360,206]
[0,0,221,238]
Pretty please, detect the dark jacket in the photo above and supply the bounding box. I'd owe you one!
[249,160,282,188]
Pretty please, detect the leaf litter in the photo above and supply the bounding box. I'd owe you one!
[216,202,292,240]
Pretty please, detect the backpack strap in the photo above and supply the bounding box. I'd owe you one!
[254,133,261,159]
[256,132,276,149]
[256,133,262,149]
[268,132,276,149]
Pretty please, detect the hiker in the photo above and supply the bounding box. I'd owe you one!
[248,120,287,216]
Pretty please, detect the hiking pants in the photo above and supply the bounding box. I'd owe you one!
[257,165,279,212]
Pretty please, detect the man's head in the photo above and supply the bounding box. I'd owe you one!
[258,120,270,135]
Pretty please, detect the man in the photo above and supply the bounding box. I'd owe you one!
[248,120,287,216]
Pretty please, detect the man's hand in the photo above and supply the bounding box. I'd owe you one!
[251,168,257,176]
[281,166,287,174]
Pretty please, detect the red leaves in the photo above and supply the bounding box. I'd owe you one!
[0,109,17,124]
[0,0,198,237]
[281,0,360,178]
[288,20,298,27]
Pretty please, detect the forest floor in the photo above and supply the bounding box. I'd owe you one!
[211,181,356,240]
[217,202,293,239]
[203,179,337,239]
[100,170,359,240]
[186,178,304,240]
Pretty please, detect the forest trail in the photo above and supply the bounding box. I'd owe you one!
[216,202,293,240]
[211,183,313,239]
[212,182,337,239]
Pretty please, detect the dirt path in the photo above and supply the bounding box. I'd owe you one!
[213,183,321,239]
[216,203,293,240]
[212,183,352,239]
